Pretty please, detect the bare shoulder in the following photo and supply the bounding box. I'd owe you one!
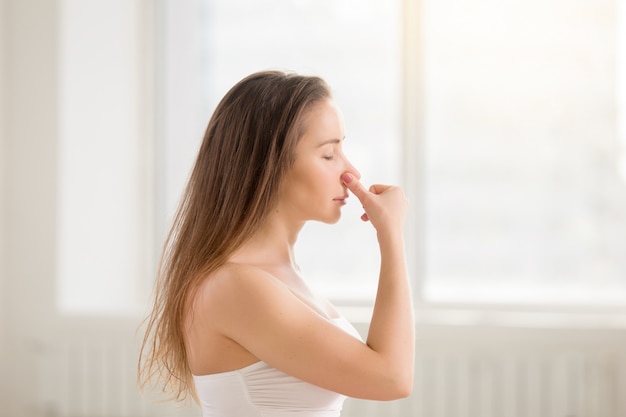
[192,262,290,324]
[185,263,286,374]
[197,262,283,298]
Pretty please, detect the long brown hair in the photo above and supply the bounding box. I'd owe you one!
[138,71,331,402]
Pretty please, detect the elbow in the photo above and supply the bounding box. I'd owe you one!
[391,375,414,400]
[398,378,414,399]
[377,371,414,401]
[391,363,414,399]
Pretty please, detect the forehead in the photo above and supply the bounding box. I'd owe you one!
[299,99,345,146]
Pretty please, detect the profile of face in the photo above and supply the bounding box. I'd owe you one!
[278,98,361,224]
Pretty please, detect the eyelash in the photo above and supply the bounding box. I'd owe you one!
[323,155,334,161]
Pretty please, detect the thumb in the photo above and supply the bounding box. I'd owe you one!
[342,173,369,203]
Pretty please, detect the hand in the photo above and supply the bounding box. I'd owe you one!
[342,172,408,236]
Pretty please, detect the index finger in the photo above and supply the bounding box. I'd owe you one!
[342,173,369,203]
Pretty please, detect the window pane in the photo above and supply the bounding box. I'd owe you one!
[423,0,626,305]
[183,0,404,301]
[57,0,149,315]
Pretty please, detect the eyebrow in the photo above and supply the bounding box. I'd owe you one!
[316,137,345,147]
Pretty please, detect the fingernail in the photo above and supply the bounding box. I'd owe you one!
[342,173,353,184]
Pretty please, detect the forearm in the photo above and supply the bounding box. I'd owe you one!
[366,232,415,389]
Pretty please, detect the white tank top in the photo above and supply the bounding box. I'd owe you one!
[192,317,362,417]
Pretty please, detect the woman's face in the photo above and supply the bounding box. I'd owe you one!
[278,98,361,224]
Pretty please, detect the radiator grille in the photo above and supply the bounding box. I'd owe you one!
[36,331,625,417]
[342,351,623,417]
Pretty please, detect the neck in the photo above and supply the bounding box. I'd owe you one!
[229,211,305,269]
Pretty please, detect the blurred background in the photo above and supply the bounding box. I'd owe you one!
[1,0,626,416]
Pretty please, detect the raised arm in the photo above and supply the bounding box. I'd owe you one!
[341,172,415,397]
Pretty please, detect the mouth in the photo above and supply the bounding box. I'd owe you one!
[333,195,349,205]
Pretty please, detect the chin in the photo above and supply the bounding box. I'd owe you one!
[321,212,342,225]
[308,207,342,225]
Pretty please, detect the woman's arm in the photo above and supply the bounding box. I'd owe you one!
[342,173,414,398]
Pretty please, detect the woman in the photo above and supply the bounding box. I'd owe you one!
[139,70,414,416]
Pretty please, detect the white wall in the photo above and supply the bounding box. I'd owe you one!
[0,0,7,408]
[1,0,60,414]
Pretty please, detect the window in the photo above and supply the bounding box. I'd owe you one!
[57,0,153,315]
[421,0,626,306]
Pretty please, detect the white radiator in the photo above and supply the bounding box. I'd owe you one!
[342,350,624,417]
[37,331,198,417]
[35,327,626,417]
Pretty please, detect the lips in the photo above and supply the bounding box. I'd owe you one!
[333,195,349,204]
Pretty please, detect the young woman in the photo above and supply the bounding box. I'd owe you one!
[139,70,414,416]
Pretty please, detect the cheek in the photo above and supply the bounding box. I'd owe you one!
[308,163,340,192]
[285,167,322,203]
[325,170,342,190]
[288,158,342,202]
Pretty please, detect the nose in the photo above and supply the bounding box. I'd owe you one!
[342,156,361,181]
